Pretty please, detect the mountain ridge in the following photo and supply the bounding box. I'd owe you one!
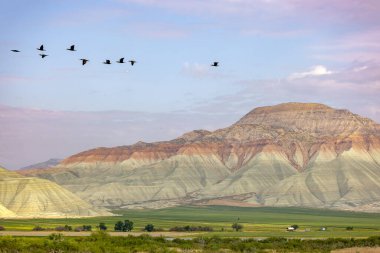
[20,102,380,212]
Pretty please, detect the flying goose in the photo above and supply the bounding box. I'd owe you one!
[67,45,76,51]
[37,45,45,51]
[80,59,89,65]
[116,58,125,63]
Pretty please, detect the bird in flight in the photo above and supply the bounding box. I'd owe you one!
[211,62,219,67]
[67,45,76,51]
[39,54,48,58]
[103,60,111,64]
[11,50,20,52]
[129,60,136,66]
[80,59,89,65]
[37,45,45,51]
[116,58,125,63]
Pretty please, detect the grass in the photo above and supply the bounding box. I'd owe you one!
[0,232,380,252]
[1,205,380,238]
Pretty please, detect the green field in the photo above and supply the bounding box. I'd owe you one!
[1,206,380,238]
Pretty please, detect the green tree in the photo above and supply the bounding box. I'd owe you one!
[114,221,124,231]
[232,223,243,232]
[64,225,72,231]
[124,220,134,232]
[144,224,154,232]
[83,225,92,231]
[98,222,107,231]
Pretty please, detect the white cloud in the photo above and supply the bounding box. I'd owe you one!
[288,65,334,79]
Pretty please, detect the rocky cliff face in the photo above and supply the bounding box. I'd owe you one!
[21,103,380,211]
[0,167,112,217]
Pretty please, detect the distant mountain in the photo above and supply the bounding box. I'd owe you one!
[0,167,111,218]
[21,103,380,212]
[19,158,62,170]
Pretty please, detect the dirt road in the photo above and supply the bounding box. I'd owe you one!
[0,231,198,237]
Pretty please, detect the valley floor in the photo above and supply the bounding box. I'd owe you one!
[1,206,380,238]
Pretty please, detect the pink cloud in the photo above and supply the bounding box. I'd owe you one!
[118,0,380,27]
[312,29,380,62]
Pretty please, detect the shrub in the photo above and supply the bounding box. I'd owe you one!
[114,220,134,232]
[82,225,92,231]
[232,223,243,232]
[55,226,65,231]
[48,233,64,242]
[144,224,154,232]
[0,226,5,231]
[74,227,83,232]
[169,226,213,232]
[97,222,107,231]
[124,220,134,231]
[114,221,124,231]
[346,226,354,231]
[64,225,72,231]
[54,225,72,231]
[32,225,45,231]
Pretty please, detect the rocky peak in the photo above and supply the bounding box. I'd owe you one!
[177,130,212,142]
[235,102,378,136]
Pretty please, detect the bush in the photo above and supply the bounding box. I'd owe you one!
[97,222,107,231]
[82,225,92,231]
[169,226,213,232]
[232,223,243,232]
[144,224,154,232]
[114,221,124,231]
[54,225,72,231]
[48,233,64,242]
[0,226,5,231]
[74,225,92,232]
[32,225,45,231]
[124,220,134,231]
[55,226,65,231]
[114,220,134,232]
[346,226,354,230]
[74,226,83,232]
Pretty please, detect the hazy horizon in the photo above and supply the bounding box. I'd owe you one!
[1,0,380,169]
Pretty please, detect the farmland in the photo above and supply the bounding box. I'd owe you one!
[1,206,380,238]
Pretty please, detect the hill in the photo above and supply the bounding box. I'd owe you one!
[20,102,380,211]
[0,167,111,217]
[19,158,62,171]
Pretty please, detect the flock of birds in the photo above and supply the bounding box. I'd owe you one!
[10,44,220,67]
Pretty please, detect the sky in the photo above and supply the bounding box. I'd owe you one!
[1,0,380,169]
